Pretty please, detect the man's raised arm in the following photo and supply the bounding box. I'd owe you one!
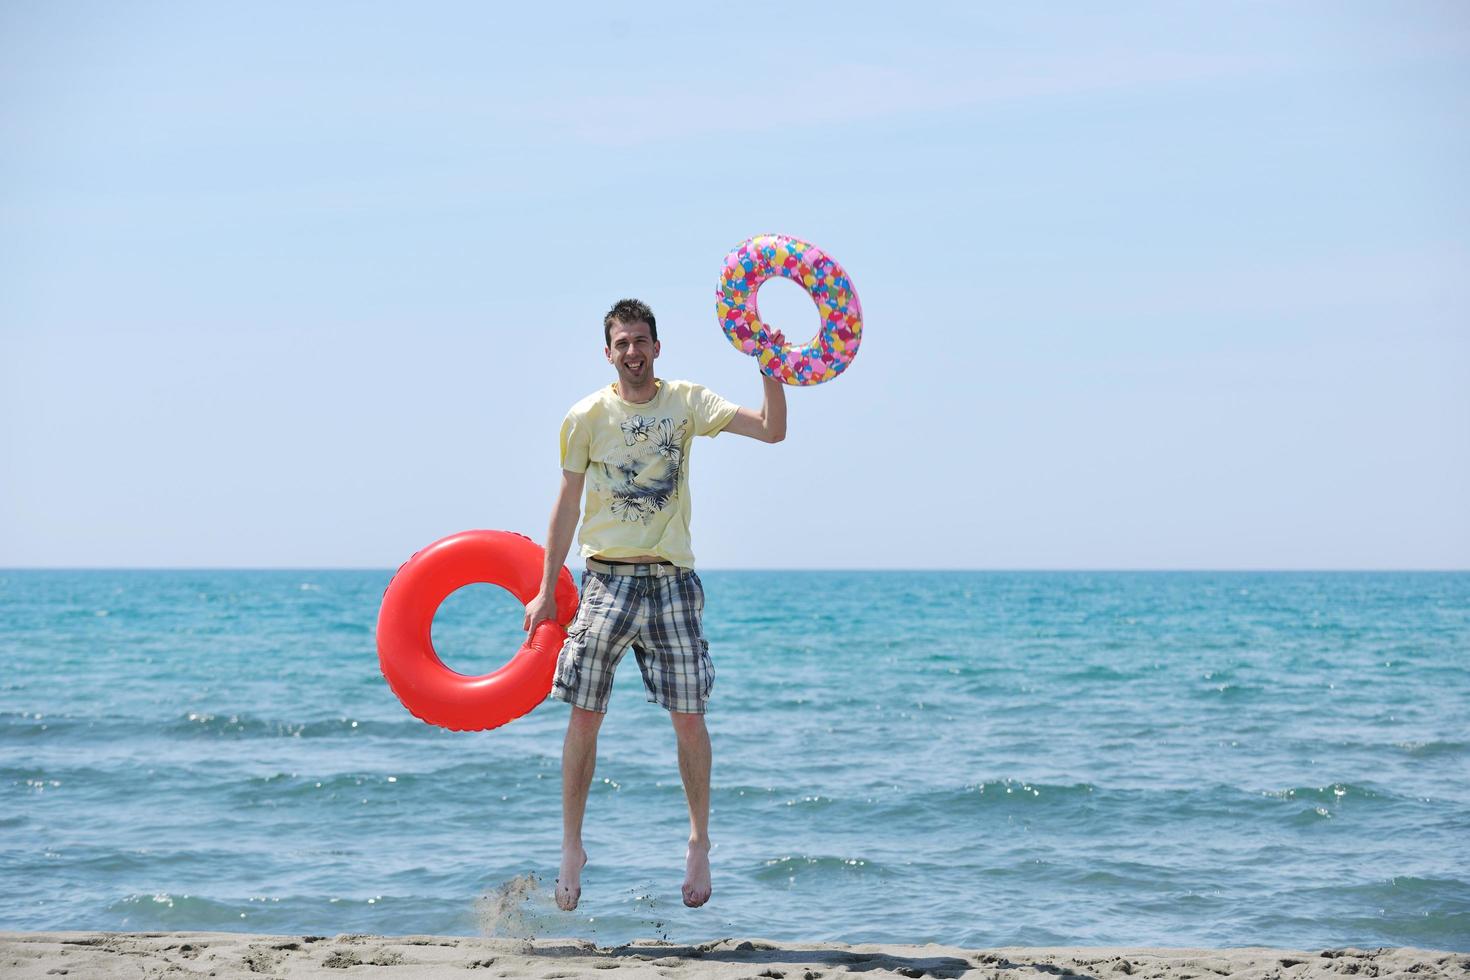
[523,468,585,634]
[722,373,788,444]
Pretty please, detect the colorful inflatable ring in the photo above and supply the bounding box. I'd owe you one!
[377,529,579,732]
[716,233,863,386]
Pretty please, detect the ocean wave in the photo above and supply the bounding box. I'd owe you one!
[231,762,527,801]
[25,847,245,874]
[850,780,1104,825]
[1283,737,1470,761]
[847,778,1433,832]
[1290,877,1470,946]
[2,764,117,787]
[1067,864,1179,889]
[957,780,1097,802]
[3,710,444,743]
[1260,783,1386,804]
[753,854,885,882]
[1055,665,1147,683]
[106,891,259,928]
[1311,874,1470,903]
[1195,682,1268,700]
[100,890,383,931]
[0,710,85,738]
[163,712,429,740]
[1286,804,1337,825]
[233,771,410,802]
[710,778,1430,830]
[1392,739,1469,758]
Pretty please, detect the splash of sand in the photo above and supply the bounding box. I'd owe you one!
[474,873,548,939]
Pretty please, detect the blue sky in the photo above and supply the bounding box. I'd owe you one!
[2,1,1466,569]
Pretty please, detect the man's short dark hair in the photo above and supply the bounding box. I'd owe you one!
[604,298,657,347]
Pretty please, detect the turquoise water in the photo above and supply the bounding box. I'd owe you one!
[2,570,1467,950]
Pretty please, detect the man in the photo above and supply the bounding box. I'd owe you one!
[522,297,786,913]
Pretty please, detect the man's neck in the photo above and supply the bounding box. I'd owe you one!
[616,377,659,404]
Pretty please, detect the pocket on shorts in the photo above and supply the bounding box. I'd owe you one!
[554,624,588,692]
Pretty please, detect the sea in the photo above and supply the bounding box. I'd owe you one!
[2,569,1467,950]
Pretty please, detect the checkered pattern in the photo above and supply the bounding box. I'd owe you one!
[551,568,714,714]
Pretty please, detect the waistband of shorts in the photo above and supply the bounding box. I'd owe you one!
[585,557,683,578]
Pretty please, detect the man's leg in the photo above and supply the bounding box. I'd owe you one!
[557,705,603,911]
[670,710,712,907]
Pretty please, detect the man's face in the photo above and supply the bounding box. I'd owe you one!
[606,319,659,386]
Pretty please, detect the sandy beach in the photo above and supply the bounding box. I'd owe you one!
[1,932,1463,980]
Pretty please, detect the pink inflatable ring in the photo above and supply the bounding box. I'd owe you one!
[716,234,862,386]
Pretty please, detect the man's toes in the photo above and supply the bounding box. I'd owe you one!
[555,848,586,912]
[681,882,711,908]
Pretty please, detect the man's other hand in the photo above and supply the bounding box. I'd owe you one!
[523,591,558,635]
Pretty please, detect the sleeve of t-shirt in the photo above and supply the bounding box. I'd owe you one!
[559,408,591,472]
[691,384,740,437]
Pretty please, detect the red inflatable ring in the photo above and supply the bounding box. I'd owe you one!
[377,529,579,732]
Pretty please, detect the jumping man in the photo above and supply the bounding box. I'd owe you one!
[522,298,786,912]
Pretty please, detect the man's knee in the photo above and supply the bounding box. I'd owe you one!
[567,705,605,739]
[669,710,706,739]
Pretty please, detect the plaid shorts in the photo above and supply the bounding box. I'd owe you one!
[551,564,714,715]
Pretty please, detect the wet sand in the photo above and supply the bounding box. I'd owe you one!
[1,932,1463,979]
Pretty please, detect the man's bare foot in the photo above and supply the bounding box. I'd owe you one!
[682,839,711,908]
[555,844,587,911]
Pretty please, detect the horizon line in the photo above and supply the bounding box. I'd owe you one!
[2,566,1468,574]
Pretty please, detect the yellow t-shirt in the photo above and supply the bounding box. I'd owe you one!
[559,379,740,568]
